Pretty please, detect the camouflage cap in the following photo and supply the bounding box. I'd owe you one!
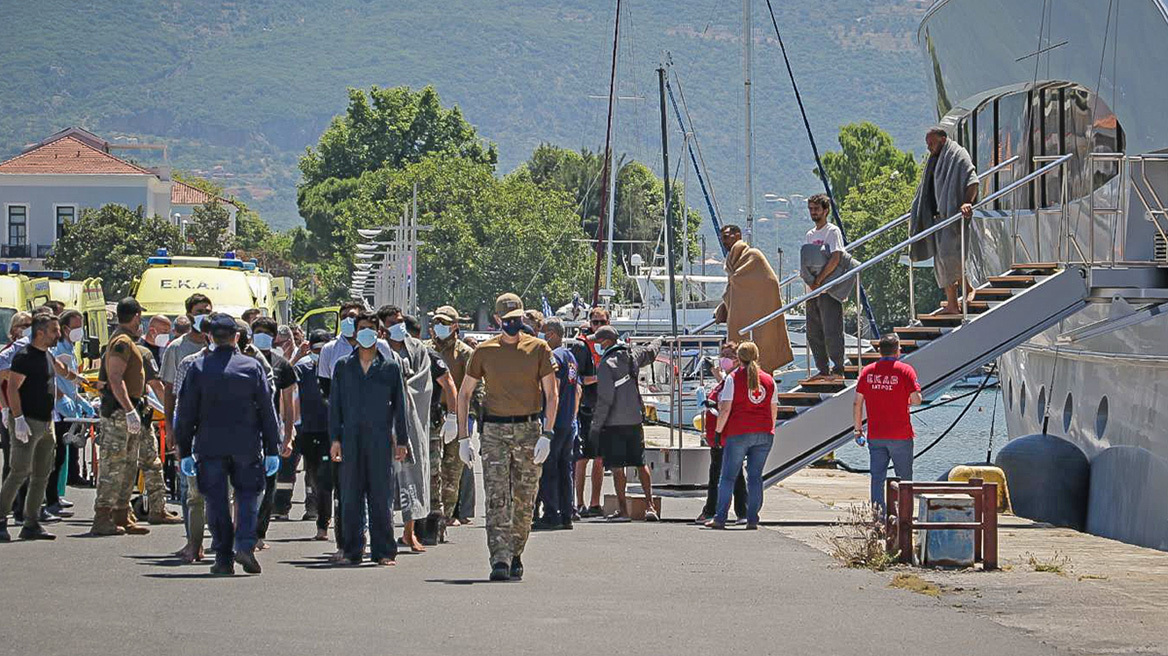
[494,293,524,319]
[432,305,459,324]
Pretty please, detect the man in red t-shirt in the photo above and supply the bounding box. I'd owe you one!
[853,334,922,512]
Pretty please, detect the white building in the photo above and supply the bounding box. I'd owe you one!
[0,127,237,264]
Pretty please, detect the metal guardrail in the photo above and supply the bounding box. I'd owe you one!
[739,153,1074,336]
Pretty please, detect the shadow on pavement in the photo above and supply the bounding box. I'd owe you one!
[424,578,496,585]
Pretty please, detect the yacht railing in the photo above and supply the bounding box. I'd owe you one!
[740,153,1073,337]
[691,156,1021,336]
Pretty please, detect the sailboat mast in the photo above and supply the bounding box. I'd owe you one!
[743,0,755,240]
[658,65,679,337]
[591,0,622,306]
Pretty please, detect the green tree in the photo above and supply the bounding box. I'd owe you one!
[314,152,593,313]
[184,201,235,256]
[299,85,497,189]
[837,166,942,330]
[821,121,919,205]
[47,204,181,298]
[521,145,702,275]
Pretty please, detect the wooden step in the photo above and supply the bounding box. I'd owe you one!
[849,351,884,364]
[843,365,861,378]
[776,392,825,406]
[971,287,1015,301]
[893,326,949,339]
[777,405,800,420]
[797,378,848,393]
[1010,262,1059,274]
[987,275,1038,288]
[870,339,923,350]
[918,313,966,325]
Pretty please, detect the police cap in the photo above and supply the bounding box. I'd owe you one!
[432,305,459,324]
[205,312,238,337]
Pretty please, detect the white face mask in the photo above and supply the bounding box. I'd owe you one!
[433,324,453,340]
[21,327,31,339]
[387,322,408,342]
[69,327,85,343]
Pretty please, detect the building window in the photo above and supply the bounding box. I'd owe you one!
[7,206,27,246]
[55,205,75,241]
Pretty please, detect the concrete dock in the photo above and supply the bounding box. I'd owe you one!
[0,467,1165,655]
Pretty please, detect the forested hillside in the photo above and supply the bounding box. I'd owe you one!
[0,0,933,249]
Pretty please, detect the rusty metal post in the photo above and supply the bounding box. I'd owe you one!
[885,477,898,556]
[970,478,984,563]
[898,481,914,564]
[983,482,999,570]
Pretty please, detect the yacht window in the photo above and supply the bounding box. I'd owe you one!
[1019,381,1027,418]
[1095,396,1109,439]
[1062,392,1073,434]
[1036,386,1046,424]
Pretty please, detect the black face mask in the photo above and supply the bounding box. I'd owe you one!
[501,318,523,336]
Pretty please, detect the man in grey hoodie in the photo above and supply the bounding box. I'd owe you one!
[589,327,662,522]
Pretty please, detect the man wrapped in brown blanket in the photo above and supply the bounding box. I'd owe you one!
[714,226,793,375]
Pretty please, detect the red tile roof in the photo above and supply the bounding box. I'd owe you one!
[170,180,237,208]
[0,136,155,175]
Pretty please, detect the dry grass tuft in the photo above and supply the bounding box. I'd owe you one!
[821,504,898,571]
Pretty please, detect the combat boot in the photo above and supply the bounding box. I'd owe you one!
[90,508,126,536]
[114,507,150,535]
[147,507,183,525]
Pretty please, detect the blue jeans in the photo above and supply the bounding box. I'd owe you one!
[868,439,914,512]
[196,455,265,564]
[715,432,774,525]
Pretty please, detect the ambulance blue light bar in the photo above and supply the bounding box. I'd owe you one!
[0,264,8,274]
[22,270,71,280]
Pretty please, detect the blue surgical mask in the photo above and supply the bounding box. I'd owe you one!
[537,332,546,340]
[593,342,605,356]
[355,328,378,349]
[308,351,320,363]
[253,333,274,351]
[192,314,207,333]
[388,322,408,342]
[433,324,452,340]
[340,317,356,338]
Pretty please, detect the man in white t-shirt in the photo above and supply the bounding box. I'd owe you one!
[804,194,848,381]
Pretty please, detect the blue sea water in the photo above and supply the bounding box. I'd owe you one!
[835,388,1008,480]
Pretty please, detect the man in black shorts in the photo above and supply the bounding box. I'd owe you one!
[570,311,600,517]
[589,326,661,522]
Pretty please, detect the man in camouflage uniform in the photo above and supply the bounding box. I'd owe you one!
[427,305,479,525]
[91,298,153,536]
[456,293,558,582]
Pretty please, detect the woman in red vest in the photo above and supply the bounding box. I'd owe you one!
[697,342,747,524]
[707,342,778,529]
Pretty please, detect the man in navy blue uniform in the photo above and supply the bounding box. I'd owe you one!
[534,317,580,531]
[175,313,281,576]
[328,312,410,566]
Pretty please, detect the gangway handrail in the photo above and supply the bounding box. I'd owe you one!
[739,153,1072,336]
[687,156,1021,337]
[844,155,1020,254]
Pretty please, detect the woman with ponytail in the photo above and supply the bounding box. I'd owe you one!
[707,341,778,530]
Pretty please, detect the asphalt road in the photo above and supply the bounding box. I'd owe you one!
[0,488,1061,656]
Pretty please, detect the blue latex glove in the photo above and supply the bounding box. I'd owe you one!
[180,456,196,477]
[56,396,77,419]
[79,398,96,418]
[264,455,280,477]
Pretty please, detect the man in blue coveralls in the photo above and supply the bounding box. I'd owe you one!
[328,311,410,566]
[175,313,281,576]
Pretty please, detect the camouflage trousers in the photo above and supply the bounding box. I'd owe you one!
[428,425,464,519]
[481,419,542,565]
[94,410,162,512]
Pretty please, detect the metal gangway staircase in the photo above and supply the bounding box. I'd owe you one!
[647,151,1168,489]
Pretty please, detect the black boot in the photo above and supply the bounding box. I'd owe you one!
[490,562,510,582]
[234,551,262,574]
[210,559,235,576]
[0,517,10,542]
[510,556,524,581]
[18,523,56,540]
